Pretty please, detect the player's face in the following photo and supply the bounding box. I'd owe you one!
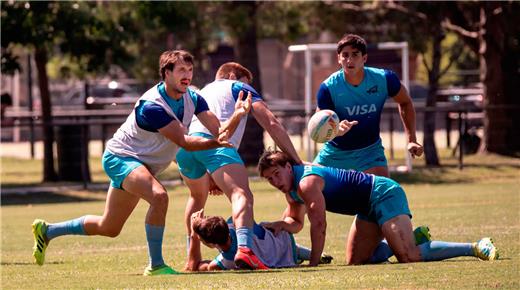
[164,60,193,95]
[338,46,366,75]
[262,163,293,194]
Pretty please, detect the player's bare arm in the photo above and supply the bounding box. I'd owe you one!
[298,175,327,266]
[392,83,423,158]
[263,199,305,235]
[252,101,303,164]
[158,119,233,150]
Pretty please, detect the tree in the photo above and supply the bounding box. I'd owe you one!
[1,1,133,181]
[444,2,520,156]
[218,1,320,165]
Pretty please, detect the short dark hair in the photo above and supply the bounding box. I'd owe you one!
[257,148,295,177]
[215,62,253,84]
[192,216,229,245]
[337,34,367,55]
[159,50,194,80]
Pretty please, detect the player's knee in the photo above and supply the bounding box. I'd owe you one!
[394,249,421,263]
[150,191,169,209]
[99,224,123,238]
[346,255,365,265]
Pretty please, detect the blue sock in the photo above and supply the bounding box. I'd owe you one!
[46,216,87,240]
[369,240,394,263]
[236,227,253,248]
[296,244,311,261]
[145,224,165,268]
[419,241,474,261]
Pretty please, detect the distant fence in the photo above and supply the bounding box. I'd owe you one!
[4,101,483,171]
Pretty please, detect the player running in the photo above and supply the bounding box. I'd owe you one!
[31,50,251,276]
[258,149,498,266]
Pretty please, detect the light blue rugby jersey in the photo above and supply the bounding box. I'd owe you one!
[317,67,401,150]
[134,82,209,132]
[290,165,374,215]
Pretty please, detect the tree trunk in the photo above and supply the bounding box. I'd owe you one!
[481,2,520,155]
[34,47,58,181]
[423,25,442,166]
[233,2,265,166]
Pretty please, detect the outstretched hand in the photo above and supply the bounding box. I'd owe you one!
[234,90,253,116]
[336,120,358,137]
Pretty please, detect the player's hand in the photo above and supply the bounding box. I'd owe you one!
[336,120,358,137]
[263,221,285,235]
[191,209,205,225]
[208,175,224,196]
[234,90,253,117]
[184,260,199,271]
[407,141,423,158]
[216,130,234,148]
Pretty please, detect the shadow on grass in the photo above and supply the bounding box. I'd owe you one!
[391,162,520,185]
[1,191,103,206]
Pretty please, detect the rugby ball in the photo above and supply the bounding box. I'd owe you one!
[308,110,340,143]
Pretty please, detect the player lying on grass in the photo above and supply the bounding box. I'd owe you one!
[258,149,499,266]
[190,209,332,270]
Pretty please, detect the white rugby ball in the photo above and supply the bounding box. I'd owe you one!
[308,109,340,143]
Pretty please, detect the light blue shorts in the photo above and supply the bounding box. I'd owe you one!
[357,176,412,226]
[102,150,144,189]
[313,138,387,171]
[176,133,244,179]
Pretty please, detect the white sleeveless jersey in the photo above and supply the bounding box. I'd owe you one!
[189,79,248,149]
[106,84,196,175]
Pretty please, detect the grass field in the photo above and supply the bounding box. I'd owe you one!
[1,153,519,289]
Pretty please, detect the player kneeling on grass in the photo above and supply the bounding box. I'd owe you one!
[190,209,332,270]
[258,149,499,266]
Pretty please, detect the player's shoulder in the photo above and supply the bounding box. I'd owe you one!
[323,69,344,86]
[365,66,390,78]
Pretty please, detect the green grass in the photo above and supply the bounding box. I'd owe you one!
[1,153,519,289]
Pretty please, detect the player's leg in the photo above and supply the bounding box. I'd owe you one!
[32,155,142,266]
[383,215,499,262]
[345,216,383,265]
[368,225,432,263]
[211,163,268,269]
[176,147,213,270]
[181,172,210,270]
[381,215,422,262]
[121,165,177,275]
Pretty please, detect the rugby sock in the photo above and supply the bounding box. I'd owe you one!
[369,240,394,263]
[46,216,87,240]
[145,224,165,267]
[419,241,474,261]
[236,227,253,248]
[296,244,311,261]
